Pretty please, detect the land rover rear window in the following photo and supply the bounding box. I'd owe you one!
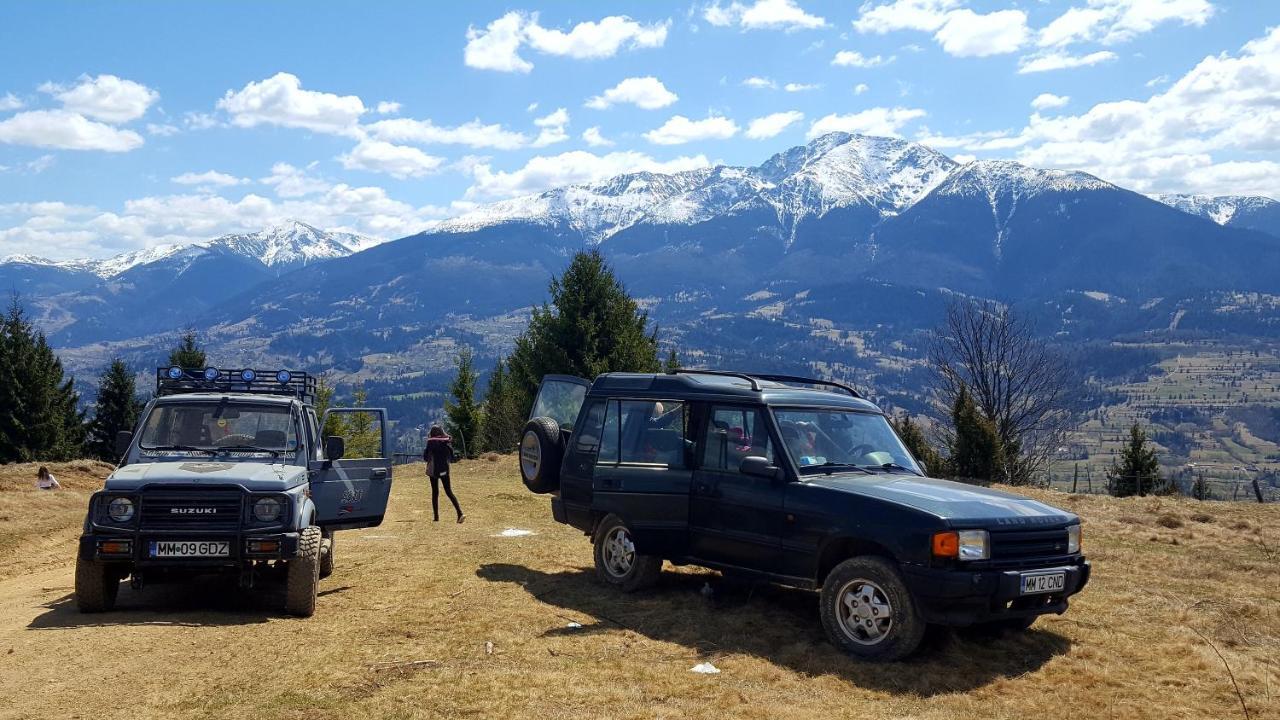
[618,400,686,467]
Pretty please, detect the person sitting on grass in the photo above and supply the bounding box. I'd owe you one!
[423,425,464,524]
[36,466,60,490]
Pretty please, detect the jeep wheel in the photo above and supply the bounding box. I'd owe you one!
[285,526,321,617]
[319,532,335,579]
[593,515,662,592]
[74,558,120,613]
[820,556,925,661]
[520,417,563,494]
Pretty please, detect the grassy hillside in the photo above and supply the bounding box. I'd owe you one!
[0,457,1276,719]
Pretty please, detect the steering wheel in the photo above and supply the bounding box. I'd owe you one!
[214,433,255,447]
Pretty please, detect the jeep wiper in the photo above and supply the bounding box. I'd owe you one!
[144,445,216,455]
[215,444,282,457]
[860,462,923,477]
[811,462,874,475]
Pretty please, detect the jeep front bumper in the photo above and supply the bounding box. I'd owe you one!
[902,559,1090,626]
[79,530,301,566]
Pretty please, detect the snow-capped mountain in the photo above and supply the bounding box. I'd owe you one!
[1151,194,1280,237]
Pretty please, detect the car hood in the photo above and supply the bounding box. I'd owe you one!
[105,461,307,492]
[804,473,1077,527]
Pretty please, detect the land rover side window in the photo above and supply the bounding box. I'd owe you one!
[599,401,620,464]
[618,400,686,468]
[574,401,606,456]
[702,406,775,471]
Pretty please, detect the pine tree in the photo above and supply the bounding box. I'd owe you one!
[477,358,524,453]
[1107,423,1162,497]
[343,384,383,458]
[891,414,946,476]
[87,359,143,461]
[168,330,206,370]
[444,347,482,458]
[950,386,1005,484]
[0,296,84,462]
[315,375,347,440]
[0,299,26,462]
[507,250,661,414]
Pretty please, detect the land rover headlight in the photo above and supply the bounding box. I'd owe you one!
[107,497,135,523]
[253,497,282,522]
[1067,524,1081,554]
[958,529,990,560]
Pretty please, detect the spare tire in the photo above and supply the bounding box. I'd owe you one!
[521,417,564,494]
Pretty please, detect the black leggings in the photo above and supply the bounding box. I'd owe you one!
[429,472,462,520]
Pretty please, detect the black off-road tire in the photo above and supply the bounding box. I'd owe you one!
[319,531,335,579]
[520,417,564,494]
[819,556,925,661]
[593,514,662,593]
[285,526,321,617]
[74,557,120,613]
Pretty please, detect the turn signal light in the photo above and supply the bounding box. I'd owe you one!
[99,540,132,555]
[247,540,279,554]
[932,531,959,558]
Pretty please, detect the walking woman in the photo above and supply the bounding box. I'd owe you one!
[423,425,464,523]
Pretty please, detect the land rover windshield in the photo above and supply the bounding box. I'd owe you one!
[774,408,922,475]
[138,401,299,455]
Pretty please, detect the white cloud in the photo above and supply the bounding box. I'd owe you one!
[852,1,1028,57]
[1018,50,1117,74]
[0,93,23,111]
[853,83,870,95]
[39,74,158,123]
[171,170,249,187]
[1031,93,1070,110]
[746,110,804,139]
[339,139,445,179]
[366,117,528,149]
[27,155,55,173]
[184,112,219,130]
[742,76,777,89]
[217,72,366,135]
[147,123,180,136]
[261,162,331,198]
[807,107,926,138]
[466,150,711,200]
[582,126,614,147]
[785,82,821,92]
[375,101,401,115]
[1146,74,1170,88]
[532,107,570,147]
[0,109,144,152]
[644,115,739,145]
[704,0,827,31]
[832,51,892,68]
[586,76,678,110]
[1038,0,1215,48]
[464,11,669,73]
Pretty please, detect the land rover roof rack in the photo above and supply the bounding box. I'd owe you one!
[748,373,861,398]
[156,366,317,403]
[667,368,763,391]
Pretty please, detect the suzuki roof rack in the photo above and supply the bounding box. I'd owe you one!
[667,369,860,397]
[156,366,317,404]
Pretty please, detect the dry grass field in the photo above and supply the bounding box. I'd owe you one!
[0,457,1277,720]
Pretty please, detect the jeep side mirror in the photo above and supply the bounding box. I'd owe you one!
[115,430,133,456]
[740,455,783,481]
[325,435,346,461]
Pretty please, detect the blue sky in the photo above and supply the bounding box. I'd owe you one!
[1,0,1277,259]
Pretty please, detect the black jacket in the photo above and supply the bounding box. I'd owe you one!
[423,436,452,475]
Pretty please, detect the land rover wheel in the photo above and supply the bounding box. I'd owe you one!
[593,515,662,592]
[319,532,335,579]
[285,526,321,617]
[820,557,925,661]
[520,417,563,494]
[74,558,120,613]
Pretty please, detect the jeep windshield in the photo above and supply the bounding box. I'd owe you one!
[774,408,922,476]
[138,401,299,456]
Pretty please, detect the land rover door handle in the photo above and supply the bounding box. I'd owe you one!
[371,469,388,479]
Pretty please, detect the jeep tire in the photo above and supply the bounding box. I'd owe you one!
[319,531,335,579]
[820,556,925,661]
[285,526,321,617]
[520,417,564,494]
[593,514,662,592]
[74,557,120,613]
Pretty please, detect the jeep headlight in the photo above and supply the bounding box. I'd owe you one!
[253,497,282,522]
[1067,524,1081,554]
[958,529,990,560]
[107,497,135,523]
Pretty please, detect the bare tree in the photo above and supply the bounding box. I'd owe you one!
[929,299,1073,484]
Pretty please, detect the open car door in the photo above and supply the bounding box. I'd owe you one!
[529,374,591,432]
[310,407,393,530]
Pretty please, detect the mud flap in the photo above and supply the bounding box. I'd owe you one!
[310,407,393,530]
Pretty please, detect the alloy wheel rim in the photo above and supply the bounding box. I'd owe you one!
[835,578,894,645]
[602,526,636,577]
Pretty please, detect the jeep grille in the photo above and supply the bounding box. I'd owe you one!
[138,488,243,531]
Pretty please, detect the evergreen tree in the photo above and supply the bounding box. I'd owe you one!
[477,358,524,453]
[343,384,383,458]
[87,359,143,461]
[0,296,84,462]
[0,300,26,462]
[1107,423,1162,497]
[315,375,347,440]
[664,348,681,373]
[950,386,1005,484]
[168,330,206,370]
[507,250,661,414]
[444,347,482,458]
[891,414,947,476]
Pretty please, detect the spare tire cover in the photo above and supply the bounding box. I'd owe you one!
[520,417,563,494]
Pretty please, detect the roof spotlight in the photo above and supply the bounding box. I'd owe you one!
[276,370,292,384]
[240,369,257,382]
[166,366,184,380]
[203,367,220,381]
